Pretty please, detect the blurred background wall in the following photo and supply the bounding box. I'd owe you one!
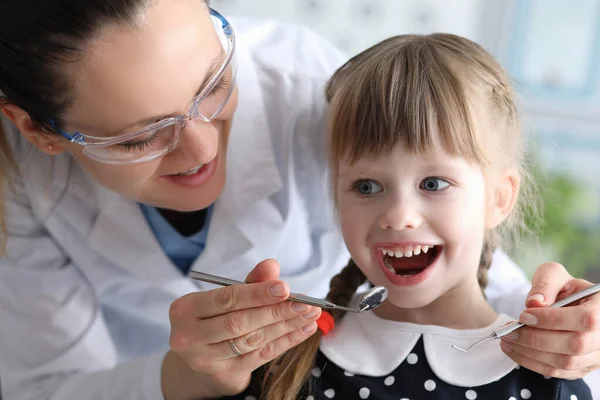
[212,0,600,281]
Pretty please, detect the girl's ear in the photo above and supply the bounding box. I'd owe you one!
[486,168,520,230]
[1,105,65,155]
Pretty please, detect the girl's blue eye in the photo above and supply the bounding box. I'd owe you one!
[354,179,383,195]
[420,177,450,192]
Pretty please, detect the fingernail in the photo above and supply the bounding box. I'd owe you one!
[302,321,318,333]
[527,293,545,304]
[503,331,519,340]
[270,282,288,297]
[291,302,310,313]
[302,308,321,319]
[520,312,538,326]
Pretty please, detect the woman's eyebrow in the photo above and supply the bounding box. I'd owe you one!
[110,53,224,135]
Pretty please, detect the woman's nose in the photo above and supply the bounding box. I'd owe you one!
[378,197,423,231]
[175,118,219,163]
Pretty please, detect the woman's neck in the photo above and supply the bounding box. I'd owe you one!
[158,207,209,237]
[374,277,497,329]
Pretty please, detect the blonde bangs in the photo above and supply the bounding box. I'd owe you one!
[326,35,487,169]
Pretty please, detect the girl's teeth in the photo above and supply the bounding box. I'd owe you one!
[380,245,435,258]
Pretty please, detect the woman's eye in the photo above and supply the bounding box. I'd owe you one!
[118,130,161,152]
[420,177,450,192]
[353,179,383,195]
[207,76,229,98]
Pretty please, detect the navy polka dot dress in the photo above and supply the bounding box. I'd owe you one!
[226,337,592,400]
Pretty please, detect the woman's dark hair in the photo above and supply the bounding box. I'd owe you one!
[0,0,209,250]
[0,0,149,250]
[0,0,154,123]
[0,0,210,121]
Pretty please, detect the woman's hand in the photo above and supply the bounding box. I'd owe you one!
[162,259,321,399]
[500,262,600,379]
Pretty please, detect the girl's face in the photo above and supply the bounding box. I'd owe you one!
[336,142,505,312]
[53,0,238,211]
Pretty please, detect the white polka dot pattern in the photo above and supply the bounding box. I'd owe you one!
[283,335,591,400]
[407,353,418,364]
[358,387,370,398]
[424,379,436,391]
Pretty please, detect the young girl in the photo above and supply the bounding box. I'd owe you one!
[224,33,593,400]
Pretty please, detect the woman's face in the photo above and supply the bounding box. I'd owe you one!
[58,0,238,211]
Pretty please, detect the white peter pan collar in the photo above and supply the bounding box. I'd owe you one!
[320,294,518,387]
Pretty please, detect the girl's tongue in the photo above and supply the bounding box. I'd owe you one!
[384,247,439,276]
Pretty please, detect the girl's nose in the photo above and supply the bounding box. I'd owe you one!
[379,198,423,231]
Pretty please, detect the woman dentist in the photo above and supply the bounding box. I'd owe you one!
[0,1,599,399]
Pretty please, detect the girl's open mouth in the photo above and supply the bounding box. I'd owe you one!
[380,245,441,277]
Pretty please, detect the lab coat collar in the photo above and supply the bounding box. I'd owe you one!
[187,32,283,273]
[88,36,281,281]
[217,32,282,223]
[87,187,185,284]
[320,294,518,387]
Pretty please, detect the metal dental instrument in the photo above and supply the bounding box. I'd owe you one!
[189,271,389,313]
[452,283,600,353]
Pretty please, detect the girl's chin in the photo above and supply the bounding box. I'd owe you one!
[383,294,438,310]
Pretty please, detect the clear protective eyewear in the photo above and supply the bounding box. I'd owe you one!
[48,8,236,165]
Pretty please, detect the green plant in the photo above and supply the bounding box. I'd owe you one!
[514,160,600,279]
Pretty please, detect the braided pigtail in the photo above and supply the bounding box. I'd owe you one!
[478,231,500,293]
[261,259,366,400]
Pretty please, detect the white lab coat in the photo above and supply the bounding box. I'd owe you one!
[0,16,565,400]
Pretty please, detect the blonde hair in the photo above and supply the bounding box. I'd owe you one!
[259,33,538,400]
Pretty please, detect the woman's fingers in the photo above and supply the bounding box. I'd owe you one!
[519,287,600,333]
[525,262,573,307]
[500,340,600,379]
[215,308,322,360]
[236,320,320,372]
[244,258,281,283]
[200,300,320,343]
[171,280,291,321]
[175,301,321,359]
[502,326,600,355]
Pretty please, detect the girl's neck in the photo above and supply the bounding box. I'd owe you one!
[373,278,497,329]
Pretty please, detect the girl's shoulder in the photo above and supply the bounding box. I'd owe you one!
[301,346,593,400]
[217,345,592,400]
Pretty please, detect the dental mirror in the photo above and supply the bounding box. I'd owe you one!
[189,271,388,313]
